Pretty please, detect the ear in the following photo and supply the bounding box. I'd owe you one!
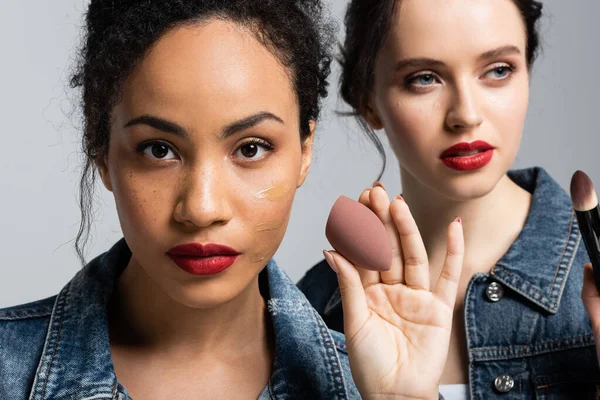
[297,121,315,188]
[96,153,113,192]
[363,95,384,130]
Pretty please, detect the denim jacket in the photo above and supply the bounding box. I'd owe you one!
[0,239,361,399]
[299,167,600,399]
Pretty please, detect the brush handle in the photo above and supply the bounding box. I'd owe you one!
[590,206,600,238]
[576,210,600,292]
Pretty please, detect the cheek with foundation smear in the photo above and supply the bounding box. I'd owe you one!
[254,221,283,232]
[247,183,291,263]
[250,255,266,263]
[252,183,289,233]
[255,183,289,201]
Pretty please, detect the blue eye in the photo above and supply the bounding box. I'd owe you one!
[413,74,436,86]
[487,65,513,79]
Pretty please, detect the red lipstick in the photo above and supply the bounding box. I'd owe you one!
[440,140,494,171]
[167,243,240,275]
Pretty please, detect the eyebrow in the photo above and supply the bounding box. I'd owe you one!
[394,58,444,72]
[394,45,522,72]
[477,45,521,61]
[124,112,284,139]
[125,115,188,137]
[220,112,284,139]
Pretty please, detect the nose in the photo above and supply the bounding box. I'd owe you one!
[445,80,483,132]
[173,164,233,229]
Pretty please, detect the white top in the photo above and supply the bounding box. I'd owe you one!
[439,384,469,400]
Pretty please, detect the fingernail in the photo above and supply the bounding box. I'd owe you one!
[373,181,385,190]
[455,216,462,224]
[395,195,404,201]
[323,250,339,274]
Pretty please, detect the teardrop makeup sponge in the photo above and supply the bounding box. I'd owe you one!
[325,196,393,271]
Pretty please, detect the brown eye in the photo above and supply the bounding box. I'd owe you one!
[152,143,169,158]
[142,142,176,160]
[234,139,273,162]
[240,143,259,158]
[236,142,270,160]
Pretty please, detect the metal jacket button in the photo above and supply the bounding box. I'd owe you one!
[494,374,515,393]
[486,282,504,302]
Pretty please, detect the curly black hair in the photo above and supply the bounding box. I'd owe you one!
[339,0,544,179]
[70,0,335,264]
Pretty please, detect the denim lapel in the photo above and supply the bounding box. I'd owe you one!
[491,168,581,314]
[29,240,129,400]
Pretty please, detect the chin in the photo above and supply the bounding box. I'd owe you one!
[428,166,506,202]
[165,281,243,310]
[167,269,261,310]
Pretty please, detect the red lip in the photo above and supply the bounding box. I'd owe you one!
[167,243,241,275]
[440,140,494,172]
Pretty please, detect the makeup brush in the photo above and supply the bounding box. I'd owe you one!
[570,170,600,291]
[326,196,393,272]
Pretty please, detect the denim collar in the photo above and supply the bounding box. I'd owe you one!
[29,240,350,399]
[28,240,128,400]
[266,255,350,399]
[490,167,581,314]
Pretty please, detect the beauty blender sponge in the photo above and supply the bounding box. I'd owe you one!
[325,196,393,271]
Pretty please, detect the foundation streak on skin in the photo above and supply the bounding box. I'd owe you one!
[250,255,266,263]
[254,221,282,233]
[251,184,287,263]
[255,184,289,201]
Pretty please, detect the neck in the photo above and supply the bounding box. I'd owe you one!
[400,168,532,278]
[109,260,270,358]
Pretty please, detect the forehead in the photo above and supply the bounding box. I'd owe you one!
[120,19,297,126]
[386,0,527,59]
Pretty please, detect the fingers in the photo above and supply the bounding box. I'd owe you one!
[368,185,404,285]
[433,218,464,308]
[390,196,430,291]
[582,263,599,300]
[357,187,371,205]
[356,188,381,287]
[323,250,371,337]
[582,263,600,336]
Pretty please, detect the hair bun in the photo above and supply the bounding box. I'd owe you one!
[85,0,142,35]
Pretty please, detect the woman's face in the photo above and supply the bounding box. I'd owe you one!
[369,0,530,200]
[98,20,312,308]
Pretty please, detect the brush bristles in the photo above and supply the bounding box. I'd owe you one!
[571,170,598,211]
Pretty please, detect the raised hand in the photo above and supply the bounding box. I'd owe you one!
[582,261,600,364]
[323,185,464,400]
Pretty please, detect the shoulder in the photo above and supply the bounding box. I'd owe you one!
[297,259,345,332]
[0,295,56,320]
[0,296,56,398]
[297,259,338,313]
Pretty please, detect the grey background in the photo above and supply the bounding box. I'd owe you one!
[1,0,599,307]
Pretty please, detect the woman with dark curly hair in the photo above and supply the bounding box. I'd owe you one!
[300,0,600,398]
[0,0,466,399]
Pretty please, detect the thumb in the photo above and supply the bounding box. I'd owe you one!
[323,250,371,337]
[582,263,600,336]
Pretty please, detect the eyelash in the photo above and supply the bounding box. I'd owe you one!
[404,62,516,92]
[234,138,275,161]
[136,140,178,160]
[485,63,516,80]
[135,138,276,162]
